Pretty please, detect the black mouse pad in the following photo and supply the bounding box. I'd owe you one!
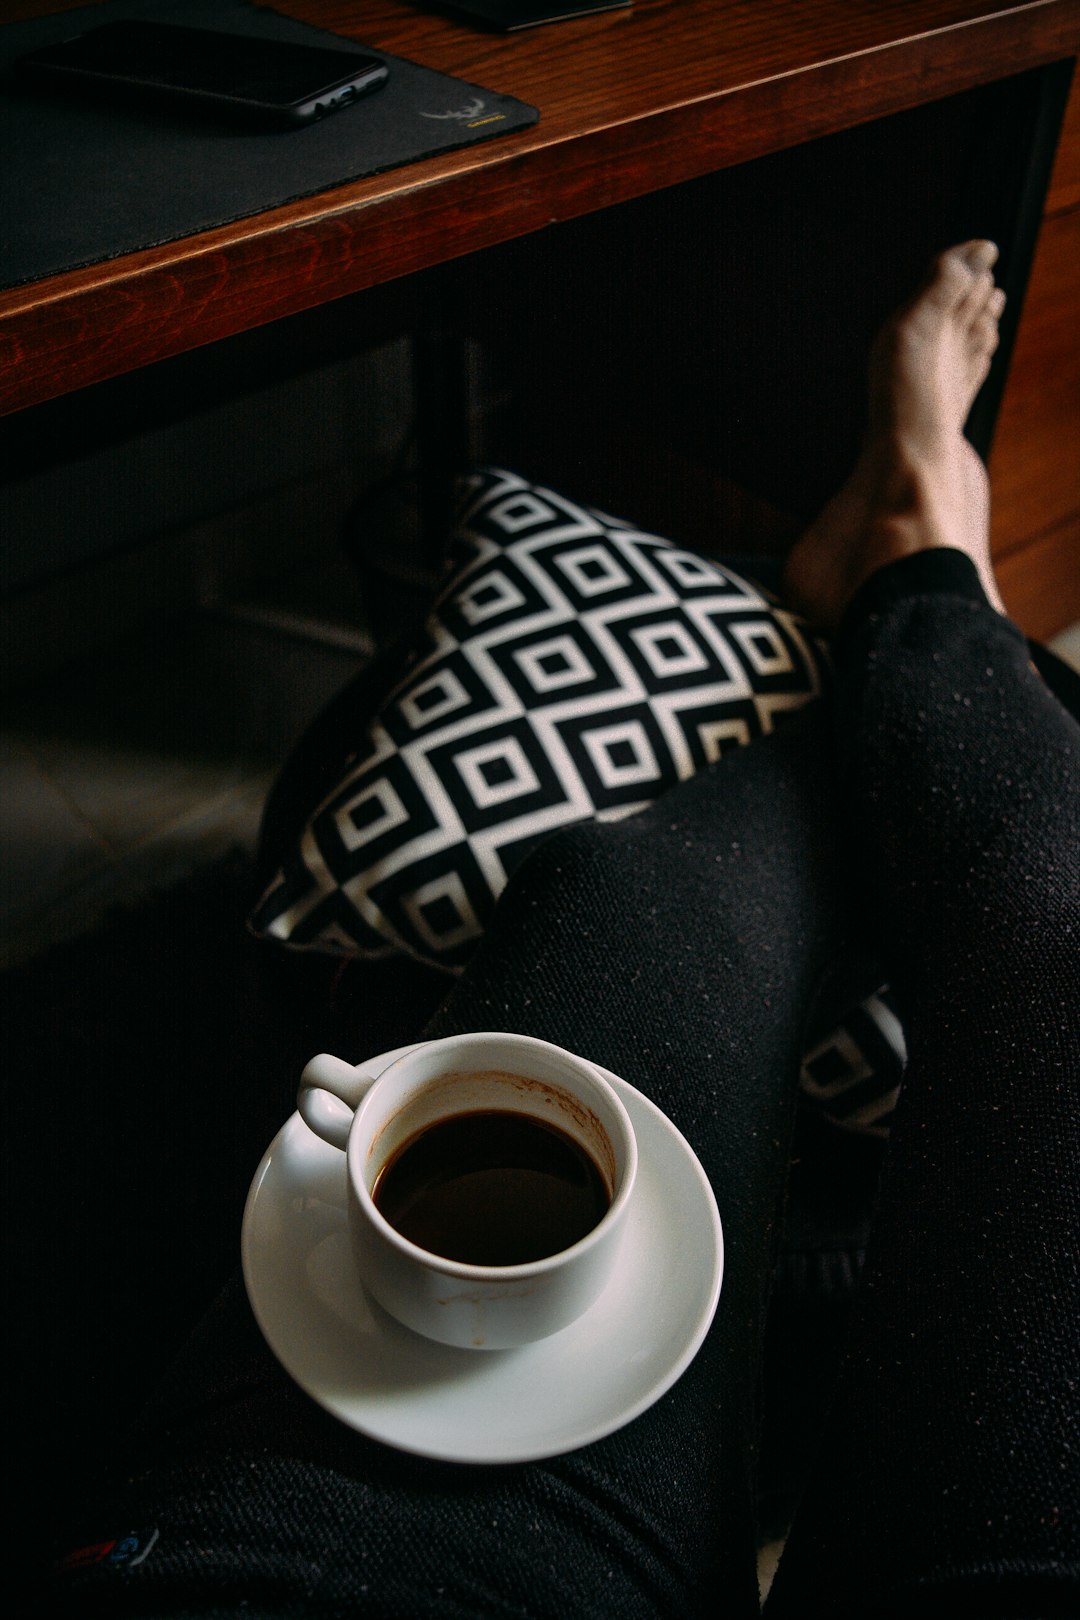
[424,1,630,29]
[0,0,539,290]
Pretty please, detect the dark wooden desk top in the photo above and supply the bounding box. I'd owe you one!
[3,0,1078,415]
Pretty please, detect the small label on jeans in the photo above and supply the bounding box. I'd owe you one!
[59,1527,159,1573]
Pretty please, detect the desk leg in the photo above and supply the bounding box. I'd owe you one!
[415,275,473,574]
[965,57,1075,460]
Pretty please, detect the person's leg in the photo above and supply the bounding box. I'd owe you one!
[768,244,1080,1615]
[49,701,854,1618]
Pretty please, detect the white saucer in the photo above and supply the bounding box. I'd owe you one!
[242,1043,723,1464]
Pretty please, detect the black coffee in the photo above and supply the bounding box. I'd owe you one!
[372,1109,610,1266]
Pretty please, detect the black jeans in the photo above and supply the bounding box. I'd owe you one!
[51,552,1080,1618]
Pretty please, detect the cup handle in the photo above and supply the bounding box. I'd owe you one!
[297,1052,381,1151]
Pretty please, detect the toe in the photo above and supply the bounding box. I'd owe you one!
[957,267,997,328]
[972,313,1001,361]
[925,248,976,308]
[970,287,1005,356]
[926,241,999,314]
[960,239,999,273]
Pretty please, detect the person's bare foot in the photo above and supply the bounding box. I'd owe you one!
[782,240,1007,632]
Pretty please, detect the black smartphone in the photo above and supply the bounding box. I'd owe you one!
[16,20,390,131]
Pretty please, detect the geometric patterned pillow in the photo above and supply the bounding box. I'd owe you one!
[249,466,830,970]
[249,466,909,1135]
[799,986,906,1137]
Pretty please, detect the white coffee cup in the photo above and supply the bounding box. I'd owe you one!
[298,1032,638,1350]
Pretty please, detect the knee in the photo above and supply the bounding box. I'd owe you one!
[501,817,642,921]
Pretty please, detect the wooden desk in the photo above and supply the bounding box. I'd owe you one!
[3,0,1079,418]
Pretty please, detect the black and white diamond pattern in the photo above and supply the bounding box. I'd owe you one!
[799,988,907,1136]
[251,467,831,970]
[251,467,913,1133]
